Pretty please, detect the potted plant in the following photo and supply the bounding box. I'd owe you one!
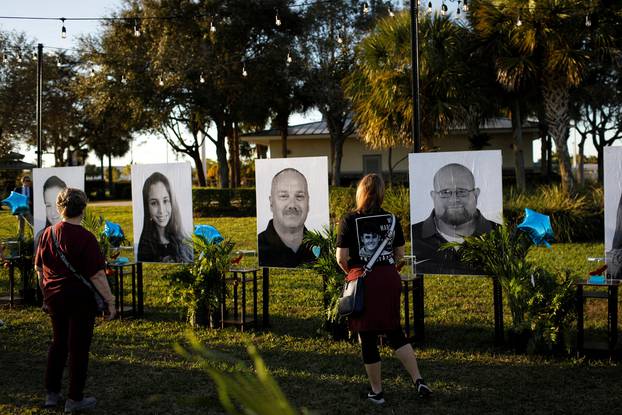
[304,227,351,340]
[163,236,235,328]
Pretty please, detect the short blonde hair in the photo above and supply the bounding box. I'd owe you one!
[355,174,385,213]
[56,188,88,219]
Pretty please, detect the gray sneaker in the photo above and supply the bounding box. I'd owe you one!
[44,392,62,408]
[64,396,96,413]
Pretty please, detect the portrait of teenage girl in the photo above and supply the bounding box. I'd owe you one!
[137,172,193,263]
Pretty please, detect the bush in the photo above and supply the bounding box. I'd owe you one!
[193,188,256,216]
[504,185,602,242]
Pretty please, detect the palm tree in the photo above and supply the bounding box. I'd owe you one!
[344,11,483,154]
[470,0,616,193]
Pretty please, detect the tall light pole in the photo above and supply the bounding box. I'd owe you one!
[410,1,421,153]
[36,43,43,168]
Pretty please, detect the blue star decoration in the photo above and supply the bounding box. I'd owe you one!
[1,191,29,215]
[194,224,224,244]
[103,220,126,247]
[517,208,554,248]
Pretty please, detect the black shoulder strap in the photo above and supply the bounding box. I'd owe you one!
[363,213,396,274]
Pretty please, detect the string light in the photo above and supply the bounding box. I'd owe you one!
[133,21,141,37]
[441,2,448,16]
[57,56,62,67]
[158,76,164,86]
[363,2,369,14]
[16,53,22,63]
[61,18,67,39]
[427,2,433,14]
[242,65,247,77]
[388,6,394,17]
[286,52,292,63]
[337,32,343,44]
[463,0,469,12]
[516,14,522,26]
[210,20,216,32]
[90,68,96,77]
[585,15,591,27]
[275,11,281,26]
[121,74,127,84]
[199,72,205,83]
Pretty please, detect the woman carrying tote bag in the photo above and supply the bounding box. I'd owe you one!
[336,174,431,405]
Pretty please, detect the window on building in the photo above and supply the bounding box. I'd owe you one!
[363,154,382,175]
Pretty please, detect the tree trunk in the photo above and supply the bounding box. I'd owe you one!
[278,113,289,158]
[192,150,207,187]
[511,99,526,192]
[99,156,105,199]
[388,147,393,186]
[331,134,346,186]
[216,127,229,188]
[577,140,585,186]
[108,153,114,199]
[543,77,574,193]
[597,144,604,184]
[233,124,241,188]
[546,136,553,183]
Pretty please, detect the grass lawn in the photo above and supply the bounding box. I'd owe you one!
[0,207,620,414]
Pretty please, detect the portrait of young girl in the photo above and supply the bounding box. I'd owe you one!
[133,164,193,263]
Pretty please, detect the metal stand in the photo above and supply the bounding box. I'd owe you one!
[108,262,140,319]
[263,267,270,328]
[576,279,620,359]
[493,276,504,346]
[221,268,260,331]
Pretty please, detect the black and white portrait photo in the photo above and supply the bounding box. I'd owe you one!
[409,151,503,275]
[33,166,85,245]
[131,163,193,264]
[604,147,622,279]
[255,157,329,268]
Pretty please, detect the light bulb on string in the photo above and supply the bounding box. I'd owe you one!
[457,5,461,15]
[16,53,22,63]
[90,68,96,77]
[388,6,394,17]
[275,12,281,26]
[242,65,247,77]
[121,74,127,84]
[286,52,292,64]
[134,21,141,37]
[427,2,433,13]
[61,18,67,39]
[159,76,164,86]
[441,2,448,16]
[516,16,522,26]
[363,2,369,14]
[463,0,469,12]
[56,57,62,67]
[200,72,205,83]
[585,15,592,27]
[210,20,216,32]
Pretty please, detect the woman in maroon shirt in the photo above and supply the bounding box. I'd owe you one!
[35,188,116,412]
[336,174,431,405]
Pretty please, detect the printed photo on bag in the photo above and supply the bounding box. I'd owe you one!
[355,214,395,265]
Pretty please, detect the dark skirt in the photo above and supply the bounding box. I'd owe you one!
[348,264,402,332]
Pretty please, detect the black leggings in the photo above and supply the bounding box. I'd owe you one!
[359,329,409,364]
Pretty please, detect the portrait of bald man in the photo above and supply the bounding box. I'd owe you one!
[411,162,500,275]
[258,168,315,268]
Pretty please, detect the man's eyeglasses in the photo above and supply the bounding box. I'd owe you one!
[435,188,475,199]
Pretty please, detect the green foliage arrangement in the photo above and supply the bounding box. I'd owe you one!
[163,237,235,327]
[303,227,344,324]
[451,225,577,353]
[81,209,129,259]
[176,332,306,415]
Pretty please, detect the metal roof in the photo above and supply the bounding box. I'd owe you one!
[242,117,538,139]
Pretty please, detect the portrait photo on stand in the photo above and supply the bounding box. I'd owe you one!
[409,150,503,276]
[604,147,622,279]
[131,162,194,264]
[33,166,85,246]
[255,156,329,268]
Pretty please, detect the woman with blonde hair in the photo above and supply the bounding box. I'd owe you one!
[336,174,431,405]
